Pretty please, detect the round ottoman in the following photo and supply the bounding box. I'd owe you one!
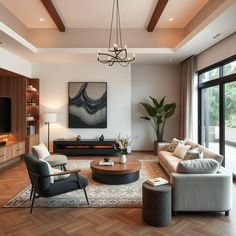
[142,182,172,227]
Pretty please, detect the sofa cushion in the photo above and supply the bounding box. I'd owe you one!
[184,147,203,160]
[198,145,224,166]
[158,151,181,173]
[176,158,219,174]
[184,138,199,149]
[173,143,191,159]
[168,138,185,152]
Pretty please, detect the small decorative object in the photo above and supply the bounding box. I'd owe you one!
[99,134,104,141]
[27,85,37,92]
[116,134,134,164]
[76,134,81,141]
[104,157,110,162]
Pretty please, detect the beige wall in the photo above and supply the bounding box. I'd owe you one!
[32,63,131,150]
[131,64,181,151]
[0,48,31,77]
[197,32,236,70]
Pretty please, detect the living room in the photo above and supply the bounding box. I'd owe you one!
[0,0,236,235]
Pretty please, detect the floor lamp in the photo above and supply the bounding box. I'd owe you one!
[44,113,57,152]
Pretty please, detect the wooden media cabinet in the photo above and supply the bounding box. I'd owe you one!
[53,139,118,156]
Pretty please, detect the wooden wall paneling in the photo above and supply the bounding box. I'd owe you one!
[0,76,26,142]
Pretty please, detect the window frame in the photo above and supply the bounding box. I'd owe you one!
[198,55,236,168]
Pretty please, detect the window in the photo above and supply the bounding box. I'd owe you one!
[199,67,219,83]
[223,60,236,76]
[198,56,236,176]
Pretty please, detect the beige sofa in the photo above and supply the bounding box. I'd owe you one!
[158,139,232,215]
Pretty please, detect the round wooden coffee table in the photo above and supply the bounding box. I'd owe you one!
[90,157,141,185]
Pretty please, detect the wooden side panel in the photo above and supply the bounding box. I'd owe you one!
[26,134,39,154]
[0,76,26,141]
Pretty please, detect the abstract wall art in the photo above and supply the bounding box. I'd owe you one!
[68,82,107,128]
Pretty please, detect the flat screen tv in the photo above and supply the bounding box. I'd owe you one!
[0,97,11,134]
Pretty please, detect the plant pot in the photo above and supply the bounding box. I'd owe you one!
[119,154,127,164]
[154,140,165,155]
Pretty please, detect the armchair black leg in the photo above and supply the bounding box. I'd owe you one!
[83,188,89,205]
[29,186,34,200]
[62,164,67,171]
[30,191,36,214]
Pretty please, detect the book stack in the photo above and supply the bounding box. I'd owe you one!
[99,160,114,166]
[146,177,168,186]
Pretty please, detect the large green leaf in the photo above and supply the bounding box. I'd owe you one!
[140,116,150,120]
[159,96,166,107]
[139,102,156,117]
[149,96,159,108]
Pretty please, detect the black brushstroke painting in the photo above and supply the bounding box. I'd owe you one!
[68,82,107,128]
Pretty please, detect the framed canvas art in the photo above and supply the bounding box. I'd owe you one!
[68,82,107,128]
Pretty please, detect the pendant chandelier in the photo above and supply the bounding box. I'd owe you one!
[97,0,135,67]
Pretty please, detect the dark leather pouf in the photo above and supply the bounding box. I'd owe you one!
[142,182,172,227]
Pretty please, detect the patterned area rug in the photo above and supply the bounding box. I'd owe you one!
[4,159,167,208]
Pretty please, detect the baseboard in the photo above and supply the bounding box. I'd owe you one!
[0,157,20,170]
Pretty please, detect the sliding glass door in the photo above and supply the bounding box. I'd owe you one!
[201,86,220,153]
[224,81,236,173]
[198,57,236,176]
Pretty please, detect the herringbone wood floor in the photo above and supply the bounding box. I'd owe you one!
[0,152,235,236]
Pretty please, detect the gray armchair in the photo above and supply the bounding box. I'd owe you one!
[24,154,89,214]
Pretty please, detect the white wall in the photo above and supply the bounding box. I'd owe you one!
[31,63,131,150]
[0,48,31,77]
[197,32,236,70]
[131,64,181,150]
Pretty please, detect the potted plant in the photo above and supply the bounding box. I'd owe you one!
[115,134,134,164]
[139,96,176,154]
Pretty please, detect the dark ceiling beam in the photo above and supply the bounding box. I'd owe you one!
[41,0,65,32]
[147,0,169,32]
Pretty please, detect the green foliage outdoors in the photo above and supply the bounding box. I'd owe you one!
[139,96,176,141]
[203,61,236,128]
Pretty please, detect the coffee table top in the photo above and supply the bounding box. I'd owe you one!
[90,157,141,175]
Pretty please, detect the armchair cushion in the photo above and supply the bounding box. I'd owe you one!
[39,159,54,184]
[32,143,50,160]
[43,173,88,197]
[45,155,67,166]
[52,168,70,181]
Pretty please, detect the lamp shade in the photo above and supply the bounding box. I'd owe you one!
[44,112,57,123]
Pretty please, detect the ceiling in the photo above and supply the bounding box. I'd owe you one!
[0,0,209,29]
[0,0,235,64]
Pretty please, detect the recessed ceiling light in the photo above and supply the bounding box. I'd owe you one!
[169,18,173,22]
[39,18,44,22]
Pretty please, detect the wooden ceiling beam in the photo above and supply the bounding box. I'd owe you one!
[147,0,169,32]
[41,0,65,32]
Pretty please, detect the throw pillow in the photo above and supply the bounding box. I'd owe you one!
[184,147,203,160]
[168,138,186,152]
[32,143,50,160]
[173,143,191,159]
[184,138,199,149]
[52,168,71,181]
[177,158,219,174]
[39,159,54,184]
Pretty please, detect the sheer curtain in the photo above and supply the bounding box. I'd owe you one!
[179,56,197,140]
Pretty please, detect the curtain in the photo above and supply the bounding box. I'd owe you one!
[179,56,196,140]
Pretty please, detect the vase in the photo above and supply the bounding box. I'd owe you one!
[119,154,127,164]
